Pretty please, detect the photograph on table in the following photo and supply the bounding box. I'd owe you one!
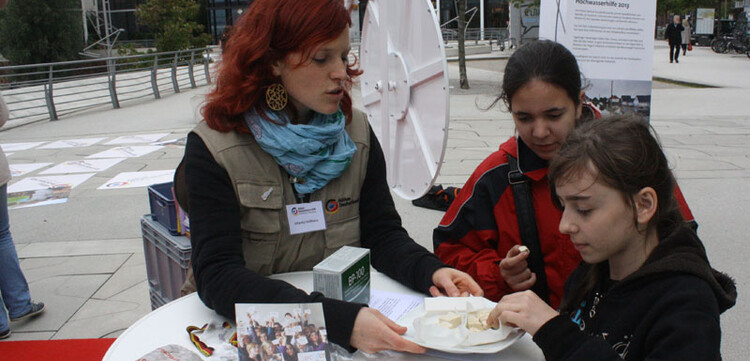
[235,303,330,361]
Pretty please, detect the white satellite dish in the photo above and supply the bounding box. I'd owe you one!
[360,0,450,200]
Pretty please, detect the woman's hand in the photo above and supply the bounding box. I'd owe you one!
[486,290,559,336]
[499,245,537,291]
[350,308,426,354]
[429,267,484,297]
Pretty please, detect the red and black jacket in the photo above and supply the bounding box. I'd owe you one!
[433,136,696,309]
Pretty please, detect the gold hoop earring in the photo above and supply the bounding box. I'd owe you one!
[266,83,288,111]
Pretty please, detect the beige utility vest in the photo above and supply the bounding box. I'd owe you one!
[192,110,370,276]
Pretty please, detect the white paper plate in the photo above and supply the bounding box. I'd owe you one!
[397,301,525,354]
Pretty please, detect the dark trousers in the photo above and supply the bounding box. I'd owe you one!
[670,43,680,62]
[681,44,688,54]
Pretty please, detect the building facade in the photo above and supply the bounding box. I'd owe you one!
[205,0,249,44]
[205,0,511,44]
[357,0,510,34]
[88,0,515,48]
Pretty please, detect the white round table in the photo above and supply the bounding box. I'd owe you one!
[103,270,544,361]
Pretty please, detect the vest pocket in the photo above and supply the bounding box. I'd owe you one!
[237,182,282,233]
[241,236,277,276]
[237,182,282,275]
[323,215,362,257]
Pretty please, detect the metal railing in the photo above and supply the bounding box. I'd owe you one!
[440,27,508,41]
[0,47,214,123]
[441,27,511,51]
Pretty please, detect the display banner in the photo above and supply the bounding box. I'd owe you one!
[540,0,657,120]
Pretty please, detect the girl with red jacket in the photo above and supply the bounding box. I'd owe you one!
[433,40,695,309]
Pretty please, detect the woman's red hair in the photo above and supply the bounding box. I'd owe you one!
[202,0,362,132]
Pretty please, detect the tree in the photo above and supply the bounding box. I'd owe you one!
[136,0,211,52]
[657,0,722,17]
[457,0,469,89]
[0,0,84,65]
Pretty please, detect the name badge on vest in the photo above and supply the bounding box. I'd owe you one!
[286,201,327,235]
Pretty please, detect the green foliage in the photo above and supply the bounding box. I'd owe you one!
[136,0,211,52]
[0,0,84,65]
[116,43,144,57]
[114,43,154,70]
[657,0,722,17]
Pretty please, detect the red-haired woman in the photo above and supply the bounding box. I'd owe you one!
[179,0,482,354]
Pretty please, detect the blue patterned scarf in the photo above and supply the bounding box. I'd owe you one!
[245,109,357,194]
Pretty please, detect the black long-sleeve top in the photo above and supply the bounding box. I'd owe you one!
[532,226,736,361]
[183,129,446,351]
[665,23,685,44]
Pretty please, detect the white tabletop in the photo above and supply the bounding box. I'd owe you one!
[103,270,544,361]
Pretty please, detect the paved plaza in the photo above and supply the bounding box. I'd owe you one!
[0,42,748,360]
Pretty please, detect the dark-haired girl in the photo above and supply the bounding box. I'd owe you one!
[487,116,736,360]
[179,0,482,354]
[433,40,695,309]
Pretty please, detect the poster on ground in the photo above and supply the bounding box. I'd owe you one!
[86,146,163,159]
[105,133,169,145]
[38,137,107,149]
[153,137,187,147]
[8,186,73,209]
[0,142,46,152]
[539,0,656,120]
[7,173,96,209]
[40,158,126,175]
[9,163,52,177]
[98,170,175,189]
[8,173,95,192]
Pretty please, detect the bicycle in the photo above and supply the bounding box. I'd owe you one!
[712,35,749,55]
[725,37,749,55]
[711,37,725,53]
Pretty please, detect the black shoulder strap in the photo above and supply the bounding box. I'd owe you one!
[507,154,550,304]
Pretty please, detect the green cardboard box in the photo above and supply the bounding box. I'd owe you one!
[313,246,370,304]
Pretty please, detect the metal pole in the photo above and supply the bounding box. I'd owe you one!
[151,55,161,99]
[188,51,197,88]
[102,0,112,57]
[108,59,120,108]
[95,0,101,39]
[480,0,485,41]
[204,49,212,84]
[82,5,89,44]
[724,0,727,19]
[45,66,58,121]
[171,52,180,93]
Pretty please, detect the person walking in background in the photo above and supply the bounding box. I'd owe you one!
[665,14,684,63]
[681,18,692,56]
[0,0,46,341]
